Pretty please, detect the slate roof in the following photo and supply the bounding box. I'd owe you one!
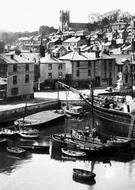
[60,51,96,61]
[111,54,135,65]
[40,53,64,64]
[0,53,33,64]
[63,37,81,43]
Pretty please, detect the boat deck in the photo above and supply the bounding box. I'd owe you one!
[20,110,64,128]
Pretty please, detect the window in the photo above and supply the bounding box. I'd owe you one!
[13,64,17,72]
[13,76,17,84]
[109,62,112,71]
[88,69,91,76]
[25,74,29,83]
[104,62,107,71]
[88,61,91,68]
[11,88,18,95]
[58,63,63,70]
[76,70,80,77]
[109,72,112,78]
[26,64,29,71]
[48,72,52,78]
[48,64,52,70]
[58,72,63,78]
[76,61,80,68]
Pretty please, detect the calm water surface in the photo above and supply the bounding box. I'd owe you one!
[1,114,135,190]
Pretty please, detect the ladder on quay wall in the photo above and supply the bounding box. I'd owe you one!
[128,114,135,138]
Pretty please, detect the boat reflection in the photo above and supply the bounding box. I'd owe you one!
[72,175,96,186]
[0,150,32,174]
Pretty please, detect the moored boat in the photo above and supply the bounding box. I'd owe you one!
[51,133,111,156]
[71,129,131,149]
[14,110,64,128]
[20,144,50,153]
[57,81,135,138]
[0,128,19,137]
[62,104,84,118]
[73,168,96,181]
[61,148,86,157]
[6,146,26,155]
[18,127,39,139]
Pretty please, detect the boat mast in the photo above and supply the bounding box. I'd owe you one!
[90,81,94,130]
[57,81,92,106]
[23,101,27,127]
[131,55,134,97]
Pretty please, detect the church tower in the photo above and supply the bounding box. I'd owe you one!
[59,10,70,31]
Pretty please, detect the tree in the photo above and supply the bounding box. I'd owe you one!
[39,25,57,35]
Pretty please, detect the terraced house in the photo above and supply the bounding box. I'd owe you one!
[60,48,115,88]
[0,52,34,102]
[40,53,66,89]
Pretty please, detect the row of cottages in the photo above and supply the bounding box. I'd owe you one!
[62,36,87,51]
[59,48,115,88]
[0,53,34,102]
[40,53,66,89]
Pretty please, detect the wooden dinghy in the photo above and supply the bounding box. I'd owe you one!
[73,168,96,181]
[7,146,26,155]
[61,148,86,157]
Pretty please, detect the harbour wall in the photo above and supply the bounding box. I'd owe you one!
[0,99,61,125]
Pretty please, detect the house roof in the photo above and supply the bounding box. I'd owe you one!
[22,53,40,62]
[63,37,81,43]
[40,53,64,64]
[0,53,33,64]
[60,50,96,61]
[111,54,134,65]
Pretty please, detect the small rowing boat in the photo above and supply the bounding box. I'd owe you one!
[6,146,26,155]
[73,168,96,180]
[61,148,86,157]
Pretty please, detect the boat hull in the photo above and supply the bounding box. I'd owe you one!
[20,145,50,154]
[93,105,132,137]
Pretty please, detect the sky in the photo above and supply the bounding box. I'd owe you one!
[1,0,135,32]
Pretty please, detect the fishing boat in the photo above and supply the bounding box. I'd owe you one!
[61,148,86,157]
[73,168,96,181]
[51,133,111,156]
[18,127,39,139]
[57,81,135,138]
[6,146,26,155]
[0,128,19,137]
[71,129,131,149]
[62,104,84,118]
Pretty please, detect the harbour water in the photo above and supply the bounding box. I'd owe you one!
[1,114,135,190]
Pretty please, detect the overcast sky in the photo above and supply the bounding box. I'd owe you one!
[1,0,135,32]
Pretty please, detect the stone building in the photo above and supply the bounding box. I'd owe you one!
[0,52,34,102]
[60,48,115,88]
[40,53,66,89]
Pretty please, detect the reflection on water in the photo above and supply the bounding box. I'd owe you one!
[0,150,32,175]
[0,115,135,190]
